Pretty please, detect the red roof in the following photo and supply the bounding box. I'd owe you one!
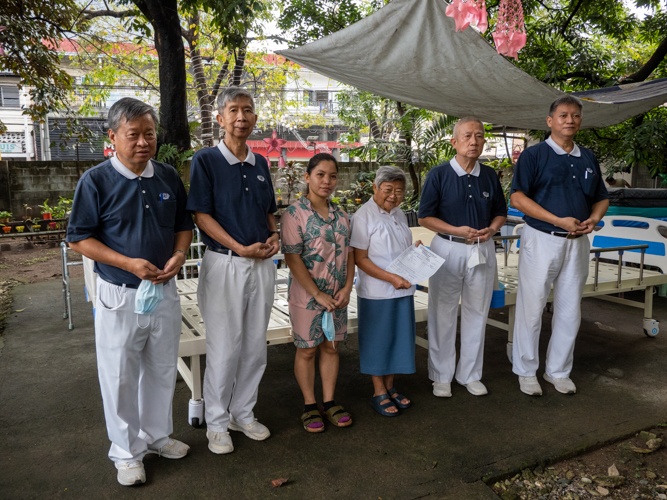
[248,140,361,159]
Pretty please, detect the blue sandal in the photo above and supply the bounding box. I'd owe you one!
[370,394,399,417]
[387,387,411,409]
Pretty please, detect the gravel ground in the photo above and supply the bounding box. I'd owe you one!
[492,427,667,500]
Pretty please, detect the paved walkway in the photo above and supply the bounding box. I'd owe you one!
[1,278,665,499]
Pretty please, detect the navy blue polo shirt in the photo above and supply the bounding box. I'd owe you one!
[66,158,195,287]
[186,142,277,249]
[418,158,507,229]
[511,138,608,233]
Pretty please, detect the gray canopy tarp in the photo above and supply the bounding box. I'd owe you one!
[276,0,667,130]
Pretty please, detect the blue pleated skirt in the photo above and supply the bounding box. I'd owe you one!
[357,295,416,376]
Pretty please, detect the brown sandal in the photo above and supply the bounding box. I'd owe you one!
[320,405,352,427]
[301,410,325,433]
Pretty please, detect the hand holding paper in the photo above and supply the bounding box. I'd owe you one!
[385,243,446,285]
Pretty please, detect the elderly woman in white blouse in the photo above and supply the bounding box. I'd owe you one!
[350,166,421,417]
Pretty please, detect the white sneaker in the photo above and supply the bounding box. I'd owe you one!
[463,380,488,396]
[519,376,543,396]
[228,419,271,441]
[206,430,234,454]
[432,382,452,398]
[115,461,145,486]
[543,374,577,394]
[146,438,190,459]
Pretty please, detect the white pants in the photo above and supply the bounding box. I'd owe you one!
[427,236,496,385]
[512,224,590,378]
[94,278,181,463]
[199,250,275,432]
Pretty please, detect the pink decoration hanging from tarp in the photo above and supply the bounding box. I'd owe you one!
[263,130,287,153]
[445,0,488,33]
[278,155,287,168]
[492,0,526,60]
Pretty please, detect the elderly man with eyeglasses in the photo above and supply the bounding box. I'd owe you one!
[67,97,194,486]
[418,117,507,399]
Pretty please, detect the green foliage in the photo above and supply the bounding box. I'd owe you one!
[0,211,12,220]
[486,158,514,205]
[157,144,195,175]
[38,199,54,216]
[277,0,385,47]
[275,161,306,205]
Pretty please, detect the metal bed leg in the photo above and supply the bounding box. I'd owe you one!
[642,287,659,337]
[188,355,204,427]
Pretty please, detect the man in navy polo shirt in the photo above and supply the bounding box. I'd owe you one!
[67,98,194,486]
[510,95,609,396]
[187,87,279,455]
[419,117,507,399]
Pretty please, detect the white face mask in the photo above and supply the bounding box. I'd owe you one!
[467,237,487,269]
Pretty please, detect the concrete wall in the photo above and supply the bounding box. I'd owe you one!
[0,160,98,217]
[1,159,416,219]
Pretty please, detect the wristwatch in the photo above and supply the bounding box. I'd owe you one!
[268,231,278,237]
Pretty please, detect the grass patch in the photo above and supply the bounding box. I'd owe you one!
[21,257,50,266]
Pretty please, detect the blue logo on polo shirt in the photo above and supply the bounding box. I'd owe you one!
[159,193,170,201]
[257,175,265,182]
[483,191,489,198]
[586,168,593,173]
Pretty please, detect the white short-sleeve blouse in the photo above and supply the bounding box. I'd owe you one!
[350,198,416,300]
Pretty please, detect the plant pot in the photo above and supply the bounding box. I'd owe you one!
[48,222,57,230]
[355,199,362,204]
[42,213,52,220]
[0,218,9,224]
[32,226,41,232]
[2,226,10,234]
[16,226,24,233]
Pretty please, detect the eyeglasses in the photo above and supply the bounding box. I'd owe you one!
[380,188,405,198]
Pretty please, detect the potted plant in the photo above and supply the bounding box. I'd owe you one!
[39,199,53,220]
[0,211,11,223]
[48,222,57,230]
[32,224,41,232]
[16,226,24,233]
[1,225,10,234]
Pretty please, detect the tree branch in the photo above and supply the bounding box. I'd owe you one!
[245,35,292,45]
[622,35,667,83]
[545,71,605,86]
[560,0,584,35]
[82,9,137,19]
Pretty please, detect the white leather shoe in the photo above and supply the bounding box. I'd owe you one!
[228,419,271,441]
[206,430,234,454]
[115,461,145,486]
[432,382,452,397]
[519,376,543,396]
[543,374,577,394]
[146,438,190,459]
[464,380,488,396]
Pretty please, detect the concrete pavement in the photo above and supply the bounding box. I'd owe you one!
[1,278,665,499]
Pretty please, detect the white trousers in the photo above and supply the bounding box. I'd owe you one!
[199,250,275,432]
[512,224,590,378]
[94,278,181,463]
[427,236,496,385]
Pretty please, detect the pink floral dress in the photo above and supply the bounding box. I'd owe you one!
[281,197,352,348]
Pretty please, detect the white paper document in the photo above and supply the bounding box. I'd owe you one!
[385,244,446,285]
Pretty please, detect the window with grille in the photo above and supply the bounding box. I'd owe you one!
[316,90,329,102]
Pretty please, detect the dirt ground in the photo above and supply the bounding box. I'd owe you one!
[491,426,667,500]
[0,237,83,284]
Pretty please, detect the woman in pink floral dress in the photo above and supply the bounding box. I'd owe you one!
[281,153,355,433]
